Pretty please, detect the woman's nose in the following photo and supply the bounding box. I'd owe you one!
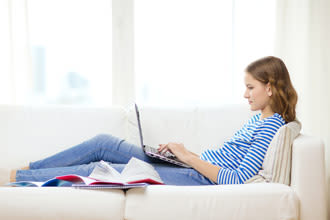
[244,90,249,98]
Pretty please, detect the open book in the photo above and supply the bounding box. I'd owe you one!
[8,157,164,188]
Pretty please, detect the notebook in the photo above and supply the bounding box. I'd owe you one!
[72,183,148,189]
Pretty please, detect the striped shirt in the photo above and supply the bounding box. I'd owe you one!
[200,113,286,185]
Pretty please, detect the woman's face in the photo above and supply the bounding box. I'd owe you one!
[244,72,272,111]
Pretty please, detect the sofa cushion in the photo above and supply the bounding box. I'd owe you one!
[0,187,125,220]
[125,183,299,220]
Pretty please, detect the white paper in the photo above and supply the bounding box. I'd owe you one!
[88,160,124,183]
[121,157,163,183]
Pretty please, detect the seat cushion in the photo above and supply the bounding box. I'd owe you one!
[0,187,125,220]
[125,183,299,220]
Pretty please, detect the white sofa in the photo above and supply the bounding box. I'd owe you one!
[0,104,327,220]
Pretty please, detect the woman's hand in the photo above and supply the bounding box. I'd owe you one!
[158,142,193,163]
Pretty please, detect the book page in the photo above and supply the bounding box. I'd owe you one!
[88,160,124,183]
[9,178,66,187]
[8,181,44,187]
[121,157,163,184]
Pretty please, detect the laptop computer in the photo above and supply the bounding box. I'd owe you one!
[134,104,191,168]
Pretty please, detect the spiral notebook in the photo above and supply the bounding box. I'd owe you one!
[72,182,148,189]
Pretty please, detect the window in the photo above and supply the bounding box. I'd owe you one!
[27,0,112,106]
[1,0,276,107]
[135,0,276,107]
[232,0,276,101]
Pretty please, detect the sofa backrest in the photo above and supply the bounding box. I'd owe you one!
[0,104,254,167]
[0,105,127,168]
[126,104,254,154]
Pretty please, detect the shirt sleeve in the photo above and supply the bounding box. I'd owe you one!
[216,120,281,184]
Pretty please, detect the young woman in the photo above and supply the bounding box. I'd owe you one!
[9,56,298,186]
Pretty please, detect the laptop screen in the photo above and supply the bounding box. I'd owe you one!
[135,104,144,148]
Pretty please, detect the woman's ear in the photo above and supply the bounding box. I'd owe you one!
[266,83,272,96]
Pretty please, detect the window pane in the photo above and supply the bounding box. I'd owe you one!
[135,0,233,107]
[27,0,112,106]
[233,0,276,103]
[135,0,276,107]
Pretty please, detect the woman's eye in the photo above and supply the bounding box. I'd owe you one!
[248,87,253,90]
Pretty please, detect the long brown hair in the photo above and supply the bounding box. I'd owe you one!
[245,56,298,123]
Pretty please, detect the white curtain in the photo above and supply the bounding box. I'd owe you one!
[0,0,32,105]
[274,0,330,216]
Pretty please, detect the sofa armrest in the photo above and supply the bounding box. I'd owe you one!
[291,134,327,220]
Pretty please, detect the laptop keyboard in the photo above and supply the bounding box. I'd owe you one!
[144,145,191,168]
[145,145,176,158]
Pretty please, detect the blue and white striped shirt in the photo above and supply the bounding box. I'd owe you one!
[200,113,286,185]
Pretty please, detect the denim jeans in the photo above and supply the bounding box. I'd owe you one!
[16,134,215,186]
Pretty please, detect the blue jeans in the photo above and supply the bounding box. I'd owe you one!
[16,134,215,186]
